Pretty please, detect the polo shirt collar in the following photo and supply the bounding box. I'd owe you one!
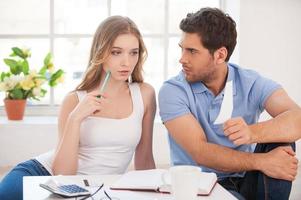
[191,81,208,93]
[225,63,237,96]
[190,63,237,96]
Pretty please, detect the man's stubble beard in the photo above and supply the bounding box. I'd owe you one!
[185,69,217,84]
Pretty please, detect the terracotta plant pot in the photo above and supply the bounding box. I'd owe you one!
[4,99,27,120]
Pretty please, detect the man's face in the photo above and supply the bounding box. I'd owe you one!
[178,32,217,83]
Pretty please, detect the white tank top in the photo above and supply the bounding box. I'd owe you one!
[35,83,144,175]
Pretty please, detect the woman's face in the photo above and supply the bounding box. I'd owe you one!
[103,33,139,81]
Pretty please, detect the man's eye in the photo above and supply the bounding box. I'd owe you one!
[189,49,196,54]
[112,51,121,55]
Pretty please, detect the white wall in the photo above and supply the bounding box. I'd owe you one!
[0,117,57,167]
[239,0,301,104]
[238,0,301,159]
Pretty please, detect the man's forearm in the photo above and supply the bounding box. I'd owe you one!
[250,108,301,143]
[195,142,297,181]
[195,142,262,172]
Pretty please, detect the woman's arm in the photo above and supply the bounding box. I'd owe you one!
[52,91,103,175]
[134,83,156,170]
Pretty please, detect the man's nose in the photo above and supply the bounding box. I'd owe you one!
[179,52,187,64]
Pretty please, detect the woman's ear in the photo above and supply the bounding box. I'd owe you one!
[214,47,228,64]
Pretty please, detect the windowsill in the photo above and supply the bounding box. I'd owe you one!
[0,115,162,125]
[0,105,60,117]
[0,116,57,125]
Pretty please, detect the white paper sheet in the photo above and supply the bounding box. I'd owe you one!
[214,81,233,124]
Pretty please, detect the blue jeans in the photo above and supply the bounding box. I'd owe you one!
[0,159,51,200]
[218,143,295,200]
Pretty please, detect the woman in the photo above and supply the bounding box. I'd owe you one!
[0,16,156,200]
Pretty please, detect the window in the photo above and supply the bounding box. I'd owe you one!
[0,0,220,115]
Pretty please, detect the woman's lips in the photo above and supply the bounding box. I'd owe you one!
[118,70,130,76]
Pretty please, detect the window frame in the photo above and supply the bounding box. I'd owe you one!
[0,0,224,116]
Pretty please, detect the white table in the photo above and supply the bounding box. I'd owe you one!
[23,175,236,200]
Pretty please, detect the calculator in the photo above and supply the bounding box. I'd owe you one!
[39,178,90,197]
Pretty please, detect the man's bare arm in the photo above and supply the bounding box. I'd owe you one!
[223,89,301,145]
[251,88,301,143]
[164,114,298,180]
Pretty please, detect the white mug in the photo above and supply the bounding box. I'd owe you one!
[162,165,201,200]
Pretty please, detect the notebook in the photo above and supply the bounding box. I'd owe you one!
[110,169,217,196]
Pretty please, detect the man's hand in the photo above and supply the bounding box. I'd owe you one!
[257,146,298,181]
[223,117,253,145]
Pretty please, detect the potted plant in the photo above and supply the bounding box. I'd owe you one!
[0,47,64,120]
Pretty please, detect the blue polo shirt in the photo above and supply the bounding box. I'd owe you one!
[158,63,281,179]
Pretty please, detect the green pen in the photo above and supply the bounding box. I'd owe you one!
[97,70,111,98]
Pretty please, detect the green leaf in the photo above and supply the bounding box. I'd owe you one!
[41,88,47,94]
[16,61,23,74]
[12,47,26,59]
[0,72,5,81]
[35,75,47,80]
[31,96,40,101]
[44,53,52,66]
[49,69,64,87]
[21,60,29,74]
[23,90,32,99]
[40,88,47,97]
[4,58,19,74]
[10,88,24,99]
[9,52,17,57]
[4,58,17,68]
[39,65,47,75]
[1,72,11,81]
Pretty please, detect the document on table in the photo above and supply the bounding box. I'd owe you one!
[110,169,217,196]
[214,81,233,124]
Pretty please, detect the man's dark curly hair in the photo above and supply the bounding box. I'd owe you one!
[180,7,237,62]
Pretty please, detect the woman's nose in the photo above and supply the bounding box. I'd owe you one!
[121,54,130,66]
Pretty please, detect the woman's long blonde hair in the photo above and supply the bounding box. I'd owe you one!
[76,16,147,91]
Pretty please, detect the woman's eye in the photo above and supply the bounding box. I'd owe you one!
[112,51,121,55]
[130,51,139,56]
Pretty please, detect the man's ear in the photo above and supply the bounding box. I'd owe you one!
[214,47,228,64]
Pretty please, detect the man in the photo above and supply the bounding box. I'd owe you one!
[159,7,300,200]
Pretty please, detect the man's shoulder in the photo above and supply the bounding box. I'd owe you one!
[230,63,260,79]
[161,71,188,90]
[229,63,263,87]
[230,63,280,98]
[159,71,190,100]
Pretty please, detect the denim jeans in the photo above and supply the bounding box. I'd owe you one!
[218,143,296,200]
[0,159,51,200]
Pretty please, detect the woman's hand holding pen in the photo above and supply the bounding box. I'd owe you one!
[70,90,108,122]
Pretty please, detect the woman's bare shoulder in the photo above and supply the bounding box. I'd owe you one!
[137,82,155,98]
[137,82,156,109]
[60,91,80,111]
